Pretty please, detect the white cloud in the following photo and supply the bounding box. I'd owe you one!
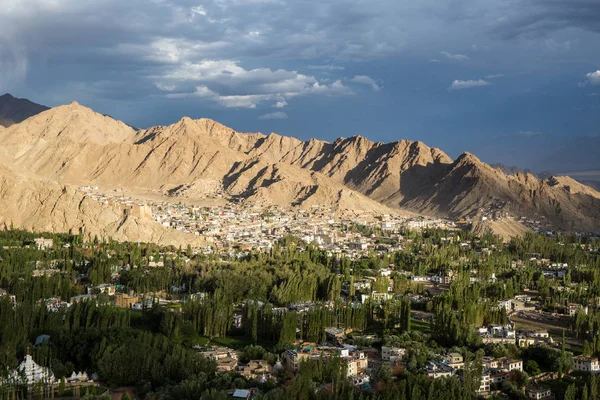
[586,70,600,85]
[486,73,504,79]
[305,80,354,96]
[155,83,176,91]
[449,79,490,90]
[156,60,353,108]
[258,111,288,120]
[219,95,271,109]
[428,59,440,63]
[5,0,599,119]
[441,51,470,61]
[191,5,207,16]
[166,85,218,99]
[350,75,381,91]
[136,38,230,64]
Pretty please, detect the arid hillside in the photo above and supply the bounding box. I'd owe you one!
[0,163,204,246]
[1,100,599,236]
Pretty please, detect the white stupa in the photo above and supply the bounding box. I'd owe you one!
[9,351,55,386]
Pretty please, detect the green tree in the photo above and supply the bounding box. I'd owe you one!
[524,360,541,376]
[58,377,66,396]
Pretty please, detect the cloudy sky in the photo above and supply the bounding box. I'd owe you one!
[1,0,599,169]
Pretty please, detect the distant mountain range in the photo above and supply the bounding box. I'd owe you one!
[490,163,600,192]
[0,93,49,127]
[0,94,599,241]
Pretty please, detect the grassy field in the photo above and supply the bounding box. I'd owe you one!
[510,312,570,336]
[410,318,432,334]
[510,311,583,354]
[361,317,431,336]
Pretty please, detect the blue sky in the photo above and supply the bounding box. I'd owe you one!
[1,0,599,169]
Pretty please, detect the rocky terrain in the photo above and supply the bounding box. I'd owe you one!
[0,163,204,246]
[0,98,599,240]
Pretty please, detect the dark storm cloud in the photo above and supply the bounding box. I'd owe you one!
[491,0,600,39]
[0,0,599,170]
[1,0,403,106]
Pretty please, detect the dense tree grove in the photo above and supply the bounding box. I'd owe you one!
[0,228,598,399]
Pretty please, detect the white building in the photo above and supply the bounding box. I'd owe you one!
[67,371,90,383]
[424,361,453,378]
[381,347,406,363]
[477,371,491,394]
[87,284,115,296]
[525,386,553,399]
[344,357,368,377]
[34,238,54,250]
[573,355,600,373]
[444,353,465,370]
[379,268,392,277]
[4,353,55,386]
[500,358,523,372]
[497,299,512,310]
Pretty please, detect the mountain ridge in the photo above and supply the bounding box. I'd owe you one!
[1,97,599,239]
[0,93,49,127]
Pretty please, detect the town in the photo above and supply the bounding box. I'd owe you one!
[78,185,583,259]
[0,223,599,400]
[79,185,454,256]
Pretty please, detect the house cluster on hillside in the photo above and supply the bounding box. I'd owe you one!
[78,186,451,254]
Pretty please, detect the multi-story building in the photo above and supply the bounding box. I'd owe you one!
[477,371,491,394]
[499,358,523,372]
[445,353,464,370]
[497,299,512,310]
[115,293,139,308]
[490,370,510,384]
[482,357,499,369]
[282,350,314,371]
[573,355,600,373]
[381,346,406,363]
[344,357,368,377]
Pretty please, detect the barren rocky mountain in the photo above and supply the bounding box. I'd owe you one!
[0,164,204,246]
[0,93,49,127]
[1,99,599,238]
[398,153,600,233]
[0,103,393,214]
